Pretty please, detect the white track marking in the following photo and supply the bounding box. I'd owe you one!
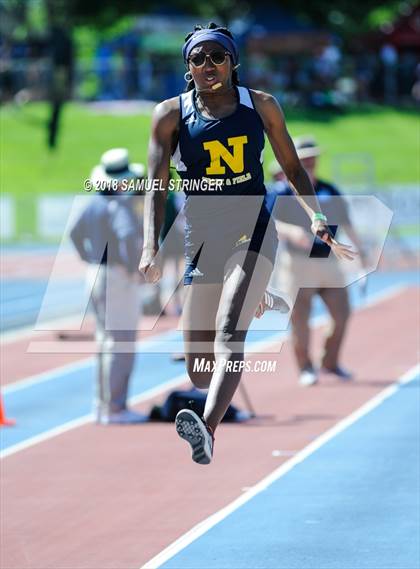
[2,284,407,393]
[1,315,88,345]
[2,330,179,394]
[0,283,410,458]
[0,373,190,459]
[2,358,93,394]
[142,363,420,569]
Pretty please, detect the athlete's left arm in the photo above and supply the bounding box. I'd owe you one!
[252,91,320,214]
[252,90,355,260]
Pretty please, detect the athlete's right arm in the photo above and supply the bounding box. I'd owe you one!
[139,98,179,283]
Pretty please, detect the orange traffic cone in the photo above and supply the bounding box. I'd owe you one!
[0,396,15,427]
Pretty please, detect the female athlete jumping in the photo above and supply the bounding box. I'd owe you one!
[139,23,354,465]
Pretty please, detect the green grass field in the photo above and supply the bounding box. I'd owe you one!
[1,102,419,199]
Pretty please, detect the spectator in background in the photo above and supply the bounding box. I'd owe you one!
[412,62,420,103]
[70,149,147,424]
[123,34,140,99]
[313,42,341,85]
[46,24,73,149]
[270,136,366,387]
[0,41,14,101]
[96,42,114,100]
[380,43,398,104]
[268,158,288,190]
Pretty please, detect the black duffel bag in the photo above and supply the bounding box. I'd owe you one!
[149,388,248,423]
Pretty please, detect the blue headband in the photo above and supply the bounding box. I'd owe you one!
[182,29,239,65]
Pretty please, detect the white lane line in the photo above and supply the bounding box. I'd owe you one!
[2,330,179,394]
[141,363,420,569]
[0,327,290,459]
[0,373,190,459]
[2,358,93,394]
[0,283,410,458]
[1,314,89,345]
[2,284,407,394]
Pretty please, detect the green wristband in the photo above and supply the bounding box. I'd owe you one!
[312,212,328,223]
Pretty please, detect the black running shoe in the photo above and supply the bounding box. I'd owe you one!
[175,409,214,465]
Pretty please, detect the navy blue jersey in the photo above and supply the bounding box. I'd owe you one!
[172,86,272,227]
[171,86,278,283]
[172,86,265,195]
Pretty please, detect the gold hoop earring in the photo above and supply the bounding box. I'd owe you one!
[184,71,193,82]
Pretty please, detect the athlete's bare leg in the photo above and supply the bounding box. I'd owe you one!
[203,250,273,431]
[183,283,223,389]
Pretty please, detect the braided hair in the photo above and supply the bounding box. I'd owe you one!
[184,22,240,92]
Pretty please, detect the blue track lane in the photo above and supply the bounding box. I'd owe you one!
[1,271,418,452]
[161,375,420,569]
[1,279,85,330]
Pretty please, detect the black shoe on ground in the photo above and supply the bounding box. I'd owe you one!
[322,365,353,381]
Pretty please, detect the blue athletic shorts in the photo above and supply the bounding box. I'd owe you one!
[184,217,278,285]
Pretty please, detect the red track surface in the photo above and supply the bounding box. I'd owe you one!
[1,251,85,279]
[1,288,419,569]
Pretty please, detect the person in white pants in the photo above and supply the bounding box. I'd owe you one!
[70,148,147,424]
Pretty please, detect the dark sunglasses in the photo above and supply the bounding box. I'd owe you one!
[189,50,230,68]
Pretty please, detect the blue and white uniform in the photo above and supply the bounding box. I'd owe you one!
[172,86,277,284]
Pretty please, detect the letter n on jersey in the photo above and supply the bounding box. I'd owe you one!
[203,136,248,175]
